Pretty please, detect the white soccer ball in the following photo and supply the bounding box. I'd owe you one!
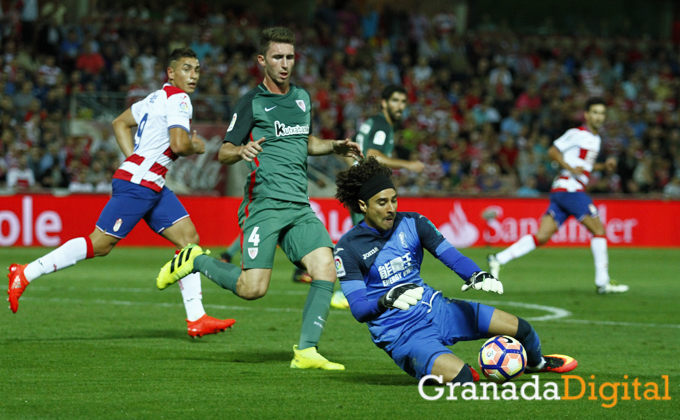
[478,335,527,383]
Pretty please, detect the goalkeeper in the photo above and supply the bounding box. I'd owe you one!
[334,157,578,384]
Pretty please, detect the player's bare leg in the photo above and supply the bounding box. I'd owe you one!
[534,214,559,245]
[431,353,473,383]
[489,214,558,278]
[162,218,236,336]
[7,227,110,313]
[235,269,272,300]
[89,228,121,256]
[580,215,628,294]
[290,247,344,370]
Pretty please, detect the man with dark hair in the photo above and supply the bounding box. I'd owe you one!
[258,27,296,57]
[488,98,629,294]
[353,85,425,209]
[157,28,362,370]
[330,85,425,309]
[333,157,578,384]
[8,49,236,338]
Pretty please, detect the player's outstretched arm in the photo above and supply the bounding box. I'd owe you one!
[593,157,617,172]
[307,135,364,160]
[461,271,503,294]
[342,281,423,322]
[218,137,265,164]
[366,148,425,172]
[112,108,137,158]
[170,128,205,157]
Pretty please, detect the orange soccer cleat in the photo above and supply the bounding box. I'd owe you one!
[528,354,578,374]
[7,264,30,313]
[187,314,236,338]
[469,365,480,382]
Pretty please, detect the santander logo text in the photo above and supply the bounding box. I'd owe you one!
[481,204,638,245]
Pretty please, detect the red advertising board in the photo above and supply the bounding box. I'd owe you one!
[1,195,678,248]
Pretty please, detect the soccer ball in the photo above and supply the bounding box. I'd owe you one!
[478,335,527,383]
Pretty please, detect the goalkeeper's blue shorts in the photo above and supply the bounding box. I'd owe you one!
[385,293,495,380]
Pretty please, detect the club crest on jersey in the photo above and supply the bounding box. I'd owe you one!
[248,248,258,259]
[227,113,237,132]
[334,256,346,277]
[296,100,306,112]
[399,232,408,248]
[113,218,123,232]
[373,130,386,145]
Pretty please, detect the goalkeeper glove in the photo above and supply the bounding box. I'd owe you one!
[378,283,424,311]
[461,271,504,294]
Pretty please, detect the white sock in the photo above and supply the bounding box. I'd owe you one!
[179,272,205,322]
[24,237,90,282]
[496,234,537,265]
[591,237,610,287]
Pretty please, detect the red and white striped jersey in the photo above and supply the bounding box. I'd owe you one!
[550,126,601,192]
[113,84,192,192]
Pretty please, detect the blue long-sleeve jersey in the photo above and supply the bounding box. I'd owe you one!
[334,212,481,349]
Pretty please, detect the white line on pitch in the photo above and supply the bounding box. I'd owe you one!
[21,297,305,313]
[28,286,309,295]
[20,297,680,329]
[477,300,572,322]
[548,318,680,329]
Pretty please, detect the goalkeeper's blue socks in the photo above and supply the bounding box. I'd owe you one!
[515,317,543,368]
[193,255,241,294]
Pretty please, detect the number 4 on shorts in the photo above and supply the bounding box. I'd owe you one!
[248,227,260,247]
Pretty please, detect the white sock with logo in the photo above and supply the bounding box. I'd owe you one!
[591,237,610,287]
[179,273,205,322]
[23,237,90,282]
[496,234,537,265]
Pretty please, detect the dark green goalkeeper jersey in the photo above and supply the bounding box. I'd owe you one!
[224,82,313,204]
[354,112,394,157]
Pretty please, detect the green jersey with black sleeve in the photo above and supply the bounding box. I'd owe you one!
[224,82,313,204]
[354,113,394,157]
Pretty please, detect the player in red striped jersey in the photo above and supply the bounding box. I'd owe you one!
[487,98,629,294]
[7,48,236,336]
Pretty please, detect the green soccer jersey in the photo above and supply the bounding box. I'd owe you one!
[224,82,313,204]
[354,113,394,157]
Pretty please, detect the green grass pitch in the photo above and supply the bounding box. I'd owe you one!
[1,246,678,419]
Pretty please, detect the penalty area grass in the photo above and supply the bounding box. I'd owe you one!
[0,246,678,419]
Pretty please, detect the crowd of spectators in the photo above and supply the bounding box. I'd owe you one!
[1,1,680,199]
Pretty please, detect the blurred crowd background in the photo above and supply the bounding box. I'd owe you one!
[2,0,680,199]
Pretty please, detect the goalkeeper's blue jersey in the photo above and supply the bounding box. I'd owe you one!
[335,212,462,349]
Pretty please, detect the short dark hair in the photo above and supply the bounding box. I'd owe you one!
[168,48,197,67]
[259,27,295,56]
[585,97,606,111]
[381,85,407,101]
[336,157,393,214]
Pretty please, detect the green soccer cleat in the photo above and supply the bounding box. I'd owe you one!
[290,345,345,370]
[330,290,349,309]
[157,244,205,290]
